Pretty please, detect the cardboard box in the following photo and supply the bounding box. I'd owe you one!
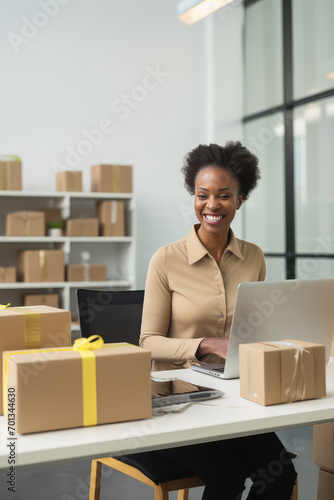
[17,249,65,282]
[5,211,45,236]
[0,267,16,283]
[56,171,82,192]
[0,305,71,415]
[239,339,326,406]
[3,342,151,433]
[317,469,334,500]
[91,165,132,193]
[96,200,125,236]
[66,218,99,237]
[314,422,334,473]
[66,264,107,281]
[22,294,60,308]
[0,160,22,190]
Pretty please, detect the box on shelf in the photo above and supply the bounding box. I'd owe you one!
[96,200,125,236]
[17,249,65,282]
[66,218,99,237]
[314,422,334,473]
[239,339,326,406]
[0,267,16,283]
[0,305,71,415]
[0,159,22,190]
[3,342,151,433]
[22,294,60,308]
[66,264,107,282]
[56,171,82,192]
[5,211,45,237]
[91,165,132,193]
[317,469,334,500]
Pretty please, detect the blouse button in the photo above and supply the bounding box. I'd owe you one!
[219,289,223,294]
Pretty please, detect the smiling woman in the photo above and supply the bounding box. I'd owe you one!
[139,141,297,500]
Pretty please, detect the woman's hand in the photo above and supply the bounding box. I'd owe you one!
[196,337,229,360]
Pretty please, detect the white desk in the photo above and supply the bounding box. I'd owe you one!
[1,358,334,473]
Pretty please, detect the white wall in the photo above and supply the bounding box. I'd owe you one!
[0,0,215,288]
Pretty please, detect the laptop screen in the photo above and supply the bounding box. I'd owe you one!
[76,289,144,345]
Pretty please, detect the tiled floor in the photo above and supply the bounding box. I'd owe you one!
[0,459,204,500]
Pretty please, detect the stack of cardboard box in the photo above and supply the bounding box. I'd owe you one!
[314,422,334,499]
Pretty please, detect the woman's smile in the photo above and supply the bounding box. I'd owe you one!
[202,213,225,225]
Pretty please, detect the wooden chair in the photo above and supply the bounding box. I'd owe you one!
[89,452,205,500]
[89,453,298,500]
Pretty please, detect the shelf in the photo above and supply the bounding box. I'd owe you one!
[0,190,133,199]
[0,236,133,243]
[0,280,132,289]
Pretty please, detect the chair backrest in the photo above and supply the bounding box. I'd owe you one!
[76,289,145,345]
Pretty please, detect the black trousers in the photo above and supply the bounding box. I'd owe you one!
[156,432,297,500]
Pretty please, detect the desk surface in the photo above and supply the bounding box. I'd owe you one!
[1,358,334,473]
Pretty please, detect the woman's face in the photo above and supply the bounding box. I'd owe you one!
[194,166,243,235]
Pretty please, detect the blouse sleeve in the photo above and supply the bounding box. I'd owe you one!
[139,247,203,364]
[258,248,266,281]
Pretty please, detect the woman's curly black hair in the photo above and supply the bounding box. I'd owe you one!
[181,141,260,201]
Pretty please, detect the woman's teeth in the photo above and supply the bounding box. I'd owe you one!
[204,215,223,223]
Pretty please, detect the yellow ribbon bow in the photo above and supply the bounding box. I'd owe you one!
[73,335,104,351]
[0,303,10,309]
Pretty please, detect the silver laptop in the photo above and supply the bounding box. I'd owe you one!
[192,278,334,379]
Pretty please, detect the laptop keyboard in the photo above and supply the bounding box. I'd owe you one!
[213,367,225,373]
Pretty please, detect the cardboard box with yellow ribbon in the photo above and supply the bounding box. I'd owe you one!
[91,164,132,193]
[56,171,82,192]
[3,336,151,434]
[239,339,326,406]
[0,304,71,415]
[5,211,45,237]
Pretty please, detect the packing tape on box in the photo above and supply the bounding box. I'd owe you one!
[80,221,87,236]
[83,263,90,281]
[0,303,41,349]
[247,341,310,404]
[268,341,310,403]
[111,201,117,224]
[68,171,78,191]
[112,165,121,192]
[21,212,31,236]
[3,336,130,426]
[39,250,48,281]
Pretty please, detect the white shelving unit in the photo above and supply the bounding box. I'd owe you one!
[0,190,136,326]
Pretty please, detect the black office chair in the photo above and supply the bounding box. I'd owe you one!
[76,289,205,500]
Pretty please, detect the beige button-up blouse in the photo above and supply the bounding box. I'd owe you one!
[140,224,266,371]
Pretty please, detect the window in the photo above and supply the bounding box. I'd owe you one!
[243,0,334,278]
